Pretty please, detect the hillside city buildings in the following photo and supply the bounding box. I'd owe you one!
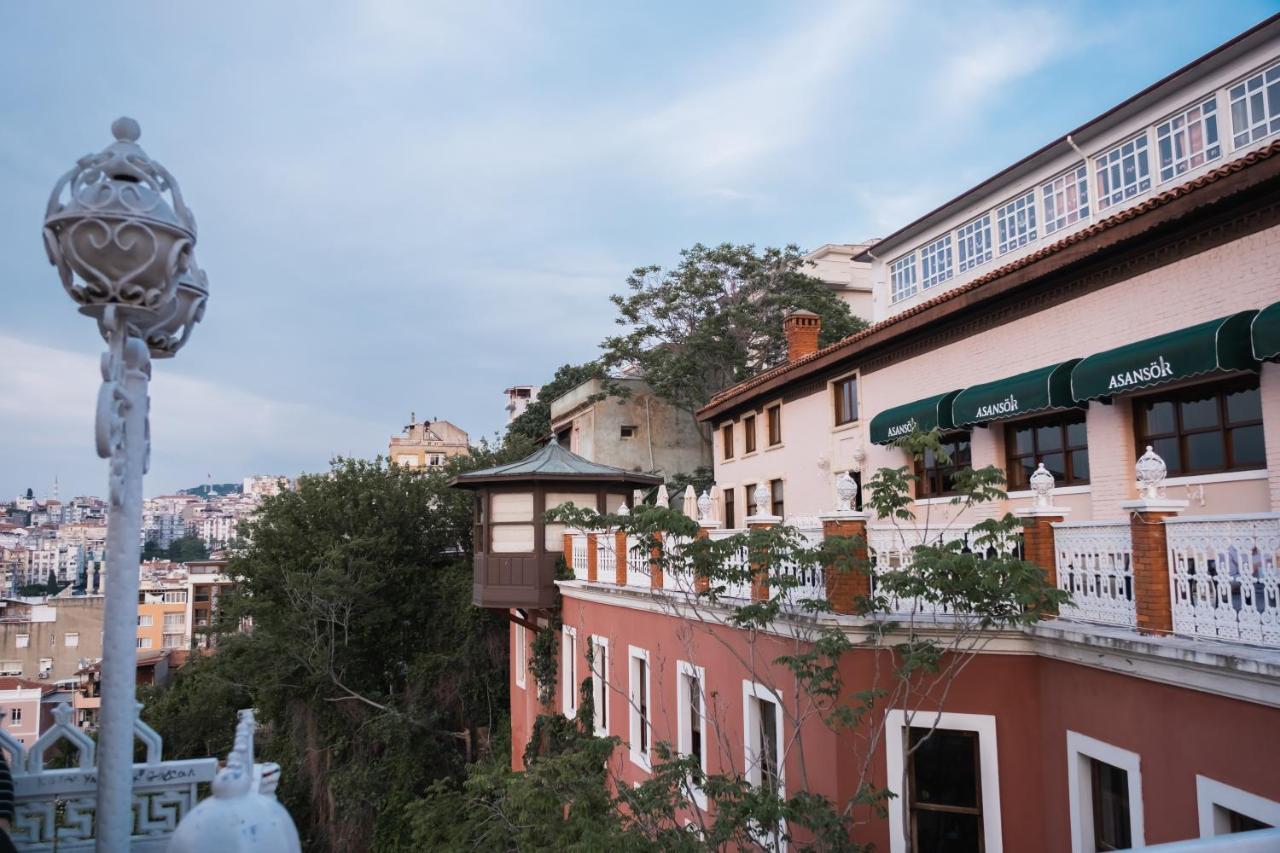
[505,385,540,423]
[465,17,1280,852]
[388,413,470,468]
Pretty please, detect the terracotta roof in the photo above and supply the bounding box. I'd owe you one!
[698,140,1280,419]
[0,677,54,693]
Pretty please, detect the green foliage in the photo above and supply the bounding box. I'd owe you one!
[142,536,210,563]
[505,362,604,446]
[44,570,58,595]
[529,622,559,707]
[600,243,868,421]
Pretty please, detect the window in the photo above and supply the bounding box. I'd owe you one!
[956,215,993,272]
[514,623,527,689]
[743,483,756,518]
[920,235,953,289]
[164,613,185,629]
[490,492,535,553]
[1196,776,1280,836]
[39,659,51,675]
[1156,96,1220,182]
[996,191,1037,254]
[163,590,187,604]
[915,433,972,498]
[1005,412,1089,490]
[620,425,637,439]
[629,646,651,770]
[136,637,153,650]
[908,728,984,852]
[770,480,784,519]
[1096,134,1151,210]
[1067,731,1143,853]
[0,663,20,677]
[1042,164,1089,234]
[591,636,609,736]
[743,682,784,795]
[15,635,28,649]
[137,615,153,627]
[834,375,859,426]
[562,626,578,718]
[163,634,183,649]
[722,424,734,460]
[8,708,20,725]
[1134,378,1264,477]
[677,662,708,795]
[744,415,757,453]
[1229,61,1280,147]
[891,253,918,302]
[64,633,79,648]
[723,487,736,530]
[767,405,782,446]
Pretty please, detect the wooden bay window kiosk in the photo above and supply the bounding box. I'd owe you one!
[450,441,661,612]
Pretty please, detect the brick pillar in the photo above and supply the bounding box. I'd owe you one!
[1014,508,1068,617]
[586,533,598,583]
[562,532,572,569]
[820,512,869,614]
[1123,502,1184,635]
[615,530,627,586]
[746,517,779,601]
[650,531,664,589]
[693,524,716,593]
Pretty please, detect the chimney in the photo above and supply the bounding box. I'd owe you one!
[783,310,821,363]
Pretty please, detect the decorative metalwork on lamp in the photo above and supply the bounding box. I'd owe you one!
[1029,462,1056,508]
[1135,445,1167,500]
[753,482,770,517]
[696,490,713,521]
[44,117,196,323]
[835,470,858,512]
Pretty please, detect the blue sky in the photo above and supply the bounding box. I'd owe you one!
[1,1,1275,499]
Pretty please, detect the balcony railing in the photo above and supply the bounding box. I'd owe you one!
[1052,521,1136,628]
[1166,514,1280,646]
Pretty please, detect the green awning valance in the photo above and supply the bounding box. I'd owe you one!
[1253,301,1280,362]
[869,390,960,445]
[951,360,1081,427]
[1070,311,1258,403]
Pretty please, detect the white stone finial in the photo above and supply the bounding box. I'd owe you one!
[1135,445,1166,500]
[616,502,629,517]
[696,490,713,521]
[835,470,858,512]
[753,482,770,517]
[111,116,141,143]
[1029,462,1055,509]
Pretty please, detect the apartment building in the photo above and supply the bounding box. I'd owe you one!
[388,414,470,468]
[504,385,540,423]
[803,242,875,320]
[0,677,52,747]
[475,17,1280,852]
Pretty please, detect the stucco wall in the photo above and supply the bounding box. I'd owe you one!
[0,598,104,682]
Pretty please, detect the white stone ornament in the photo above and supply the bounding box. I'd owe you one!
[616,502,629,517]
[835,470,858,512]
[851,446,866,472]
[697,489,713,521]
[1135,445,1167,500]
[1029,462,1056,508]
[168,709,302,853]
[656,484,670,508]
[753,482,770,517]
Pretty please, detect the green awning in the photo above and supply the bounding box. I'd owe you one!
[1253,301,1280,362]
[869,390,960,445]
[1071,311,1258,403]
[951,360,1081,427]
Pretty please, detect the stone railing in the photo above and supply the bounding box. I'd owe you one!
[1166,513,1280,646]
[596,533,617,584]
[1052,520,1136,628]
[570,533,588,581]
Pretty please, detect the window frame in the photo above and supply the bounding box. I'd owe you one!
[1095,132,1152,211]
[1228,59,1280,149]
[743,483,757,519]
[1004,411,1090,490]
[886,710,1003,853]
[722,423,734,460]
[1155,94,1221,183]
[723,487,736,530]
[995,190,1038,255]
[1042,163,1090,234]
[8,708,20,725]
[920,234,954,289]
[914,432,973,499]
[514,623,527,689]
[770,479,785,519]
[1195,775,1280,837]
[562,625,578,719]
[628,645,651,771]
[833,374,859,427]
[742,680,785,795]
[891,253,918,303]
[744,415,757,454]
[1132,376,1264,478]
[956,214,993,272]
[488,490,537,555]
[1066,731,1144,853]
[677,660,708,810]
[766,405,782,447]
[906,727,984,852]
[591,635,610,736]
[64,633,79,648]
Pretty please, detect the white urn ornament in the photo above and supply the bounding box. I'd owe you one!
[1135,445,1167,500]
[753,482,770,517]
[835,470,858,512]
[1029,462,1056,508]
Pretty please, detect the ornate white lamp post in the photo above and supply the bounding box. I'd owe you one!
[43,118,203,851]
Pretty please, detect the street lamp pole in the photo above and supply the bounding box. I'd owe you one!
[43,118,206,852]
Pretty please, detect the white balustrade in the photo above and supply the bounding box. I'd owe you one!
[596,532,617,583]
[1166,514,1280,646]
[661,534,695,593]
[626,535,651,588]
[865,524,1017,615]
[1053,521,1136,627]
[570,533,589,580]
[773,528,826,603]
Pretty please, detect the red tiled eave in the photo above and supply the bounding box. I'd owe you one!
[697,140,1280,422]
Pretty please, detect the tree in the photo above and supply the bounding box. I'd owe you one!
[166,536,209,563]
[416,429,1064,850]
[141,449,529,851]
[506,362,603,446]
[600,243,868,437]
[45,570,58,596]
